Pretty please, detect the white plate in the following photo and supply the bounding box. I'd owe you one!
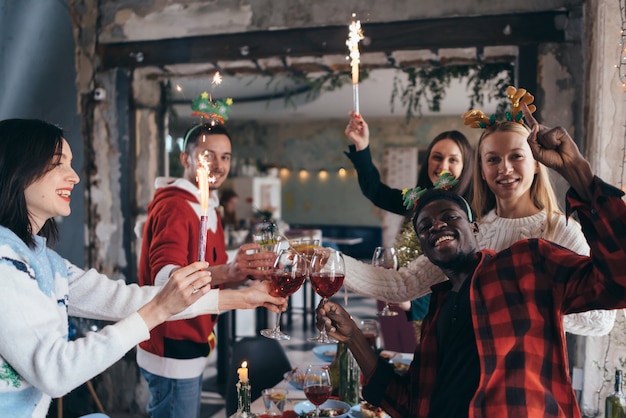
[293,399,350,417]
[312,343,337,362]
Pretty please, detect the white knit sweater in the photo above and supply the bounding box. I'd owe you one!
[344,209,616,336]
[0,226,220,417]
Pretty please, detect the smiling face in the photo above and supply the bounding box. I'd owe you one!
[182,133,232,190]
[427,138,464,185]
[414,199,478,269]
[479,130,538,212]
[24,139,80,232]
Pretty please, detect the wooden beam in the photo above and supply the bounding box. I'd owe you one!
[98,11,568,70]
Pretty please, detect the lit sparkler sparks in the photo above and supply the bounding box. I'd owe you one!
[196,151,216,262]
[346,13,364,114]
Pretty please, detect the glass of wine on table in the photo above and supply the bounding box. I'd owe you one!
[260,249,307,340]
[303,364,332,418]
[308,249,345,343]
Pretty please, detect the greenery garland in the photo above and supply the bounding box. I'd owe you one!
[390,63,514,121]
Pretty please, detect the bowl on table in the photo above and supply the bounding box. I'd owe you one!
[312,343,337,363]
[293,399,351,417]
[283,367,307,390]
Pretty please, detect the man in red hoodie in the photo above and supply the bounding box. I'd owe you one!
[137,122,277,418]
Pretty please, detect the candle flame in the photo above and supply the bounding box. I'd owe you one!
[241,361,247,368]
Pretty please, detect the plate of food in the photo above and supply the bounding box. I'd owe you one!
[312,343,337,363]
[389,357,411,374]
[293,399,350,417]
[349,402,391,418]
[283,367,306,390]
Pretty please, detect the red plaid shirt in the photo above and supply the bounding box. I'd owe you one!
[362,177,626,418]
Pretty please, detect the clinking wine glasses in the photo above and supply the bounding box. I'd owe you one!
[372,246,399,317]
[309,249,345,343]
[260,249,307,340]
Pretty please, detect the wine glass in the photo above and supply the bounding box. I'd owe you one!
[308,249,345,343]
[372,246,399,316]
[303,364,332,417]
[260,249,308,340]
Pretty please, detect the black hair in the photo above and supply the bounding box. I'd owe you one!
[0,119,64,248]
[182,122,232,154]
[412,188,475,231]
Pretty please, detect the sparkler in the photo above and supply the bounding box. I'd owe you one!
[346,13,364,114]
[197,150,217,262]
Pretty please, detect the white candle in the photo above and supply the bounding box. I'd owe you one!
[237,361,249,383]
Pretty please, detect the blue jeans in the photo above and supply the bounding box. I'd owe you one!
[140,368,203,418]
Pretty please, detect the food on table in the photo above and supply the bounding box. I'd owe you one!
[359,401,390,418]
[284,368,306,389]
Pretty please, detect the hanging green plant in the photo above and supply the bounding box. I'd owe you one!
[390,63,513,121]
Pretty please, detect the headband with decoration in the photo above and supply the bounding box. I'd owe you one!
[182,92,233,151]
[401,171,459,211]
[461,86,537,129]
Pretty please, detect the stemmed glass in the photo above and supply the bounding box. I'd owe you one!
[260,249,308,340]
[303,364,332,417]
[372,246,399,316]
[308,249,345,343]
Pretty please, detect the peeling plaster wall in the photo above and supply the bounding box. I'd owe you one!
[580,0,626,416]
[97,0,579,42]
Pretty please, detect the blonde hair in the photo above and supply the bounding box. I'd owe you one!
[471,121,562,239]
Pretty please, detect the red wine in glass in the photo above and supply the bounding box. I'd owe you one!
[303,364,332,416]
[261,249,307,340]
[308,250,345,343]
[304,385,332,406]
[269,271,307,297]
[309,272,344,298]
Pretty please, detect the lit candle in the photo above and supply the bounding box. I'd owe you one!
[346,13,364,114]
[238,361,249,383]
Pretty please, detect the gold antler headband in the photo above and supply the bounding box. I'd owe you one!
[462,86,537,129]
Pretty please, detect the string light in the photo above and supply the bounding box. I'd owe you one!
[298,169,309,181]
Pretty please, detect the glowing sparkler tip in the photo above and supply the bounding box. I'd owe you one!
[212,72,223,86]
[176,84,183,92]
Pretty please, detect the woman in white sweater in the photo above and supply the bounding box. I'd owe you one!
[342,117,615,336]
[0,119,286,417]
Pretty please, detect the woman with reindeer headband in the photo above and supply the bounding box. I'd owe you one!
[340,86,615,337]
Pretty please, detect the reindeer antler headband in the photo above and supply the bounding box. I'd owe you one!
[402,171,459,211]
[461,86,537,129]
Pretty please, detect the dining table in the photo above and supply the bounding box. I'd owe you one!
[243,350,414,418]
